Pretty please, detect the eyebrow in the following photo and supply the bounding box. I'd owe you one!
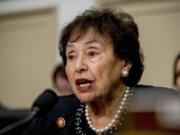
[85,39,99,45]
[67,39,99,47]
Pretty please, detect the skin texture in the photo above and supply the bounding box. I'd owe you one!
[65,29,132,128]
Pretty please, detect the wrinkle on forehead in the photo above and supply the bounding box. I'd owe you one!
[68,27,112,45]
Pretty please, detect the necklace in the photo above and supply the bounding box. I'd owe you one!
[85,86,132,134]
[74,87,133,135]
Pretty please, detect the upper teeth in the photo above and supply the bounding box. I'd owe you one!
[79,83,91,88]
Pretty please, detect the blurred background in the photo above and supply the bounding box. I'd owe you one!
[0,0,179,109]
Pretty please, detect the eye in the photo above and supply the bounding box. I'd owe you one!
[67,53,76,61]
[68,55,74,60]
[87,51,98,57]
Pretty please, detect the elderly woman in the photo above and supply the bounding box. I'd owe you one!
[22,8,179,135]
[59,8,143,134]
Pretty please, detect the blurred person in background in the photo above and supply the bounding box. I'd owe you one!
[173,53,180,91]
[52,64,73,96]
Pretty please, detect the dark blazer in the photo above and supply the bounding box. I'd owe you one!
[22,94,81,135]
[22,85,180,135]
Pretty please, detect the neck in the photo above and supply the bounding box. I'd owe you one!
[86,84,126,131]
[88,84,126,116]
[85,85,132,133]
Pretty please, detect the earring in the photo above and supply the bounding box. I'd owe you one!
[121,69,129,77]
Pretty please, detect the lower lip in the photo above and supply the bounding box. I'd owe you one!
[76,83,93,93]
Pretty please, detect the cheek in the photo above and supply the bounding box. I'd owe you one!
[94,59,120,78]
[91,61,112,88]
[93,59,122,90]
[91,62,107,79]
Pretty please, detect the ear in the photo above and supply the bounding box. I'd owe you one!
[122,60,132,71]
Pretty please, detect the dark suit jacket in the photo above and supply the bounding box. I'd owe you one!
[22,85,180,135]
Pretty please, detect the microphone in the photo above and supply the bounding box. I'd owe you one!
[32,89,58,116]
[0,89,58,135]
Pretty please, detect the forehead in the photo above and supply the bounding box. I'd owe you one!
[67,28,111,46]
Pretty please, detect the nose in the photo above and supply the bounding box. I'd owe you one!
[75,54,88,73]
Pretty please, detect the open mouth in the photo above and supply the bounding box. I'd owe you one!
[75,78,94,92]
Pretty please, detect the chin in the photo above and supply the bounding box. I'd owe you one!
[75,93,94,103]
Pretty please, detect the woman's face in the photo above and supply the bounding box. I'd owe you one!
[65,29,126,103]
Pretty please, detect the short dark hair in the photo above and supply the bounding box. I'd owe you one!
[173,53,180,86]
[59,8,144,87]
